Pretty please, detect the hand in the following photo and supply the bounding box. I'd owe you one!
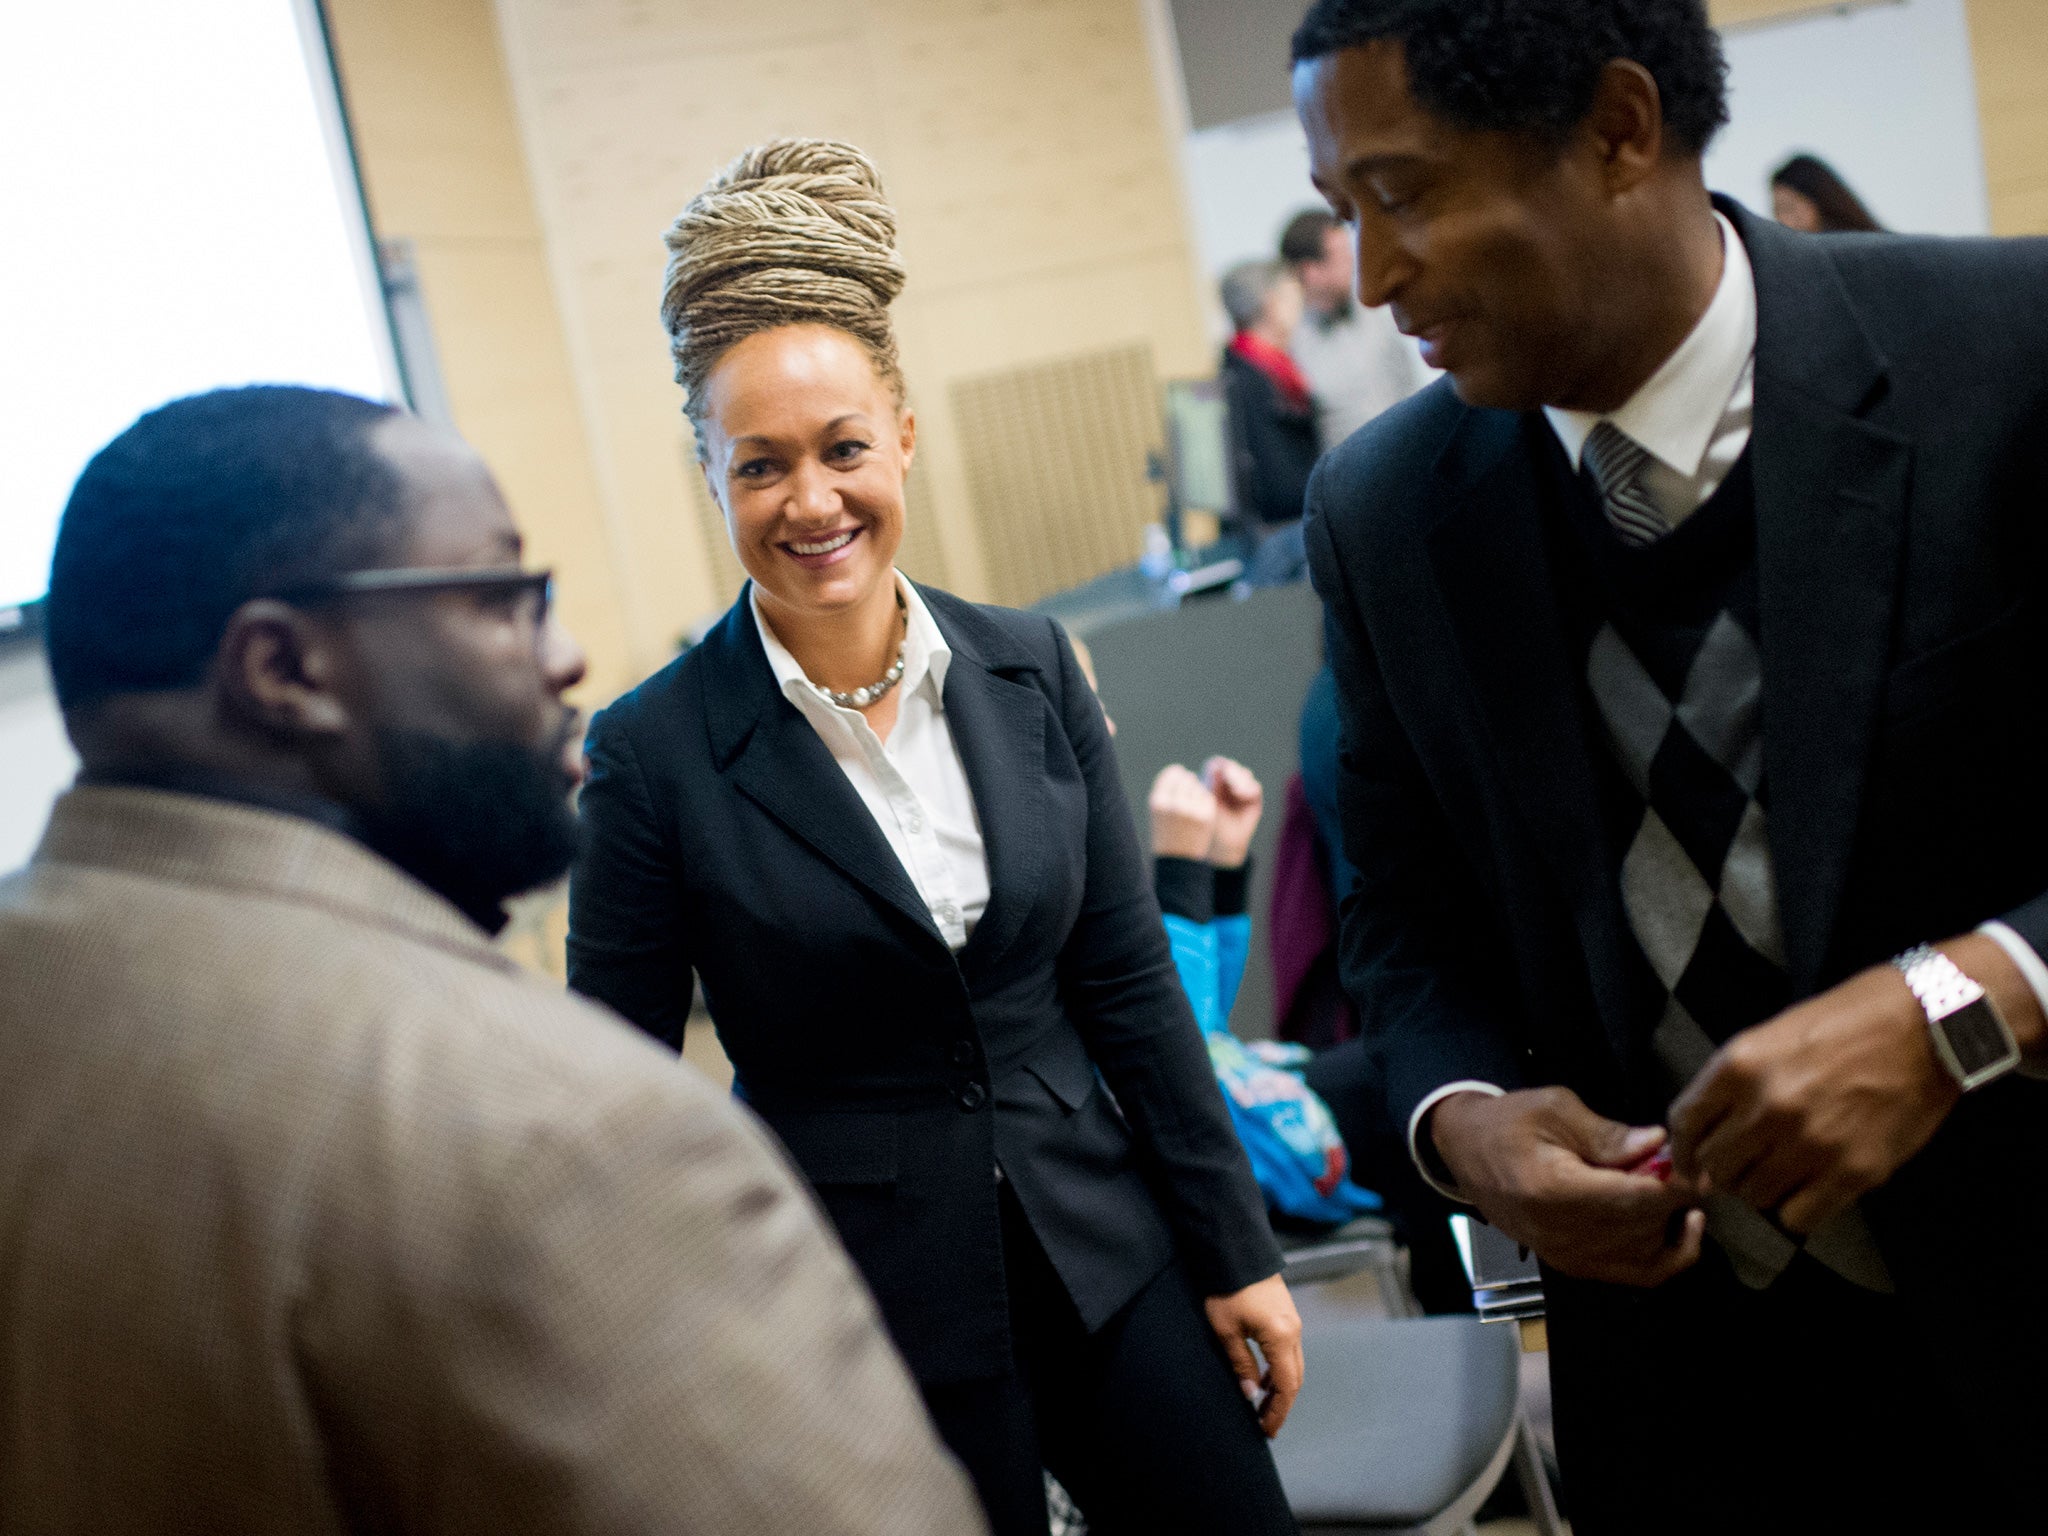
[1202,757,1264,869]
[1669,954,1973,1234]
[1149,764,1217,861]
[1203,1273,1303,1437]
[1431,1087,1706,1287]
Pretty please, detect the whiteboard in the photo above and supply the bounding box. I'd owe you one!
[0,0,400,871]
[1182,109,1318,315]
[0,0,401,616]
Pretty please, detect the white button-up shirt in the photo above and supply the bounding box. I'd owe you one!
[1543,210,1757,529]
[751,575,991,952]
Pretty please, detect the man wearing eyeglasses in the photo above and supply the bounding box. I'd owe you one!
[0,385,985,1534]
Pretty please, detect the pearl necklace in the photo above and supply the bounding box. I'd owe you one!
[818,588,909,711]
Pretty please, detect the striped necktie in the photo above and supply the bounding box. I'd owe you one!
[1582,421,1670,547]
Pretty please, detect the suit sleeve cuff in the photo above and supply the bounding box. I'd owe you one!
[1153,857,1214,923]
[1407,1081,1506,1203]
[1975,920,2048,1081]
[1212,860,1251,917]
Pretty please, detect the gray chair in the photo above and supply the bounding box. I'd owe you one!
[1272,1315,1524,1534]
[1280,1216,1409,1299]
[1274,1231,1567,1536]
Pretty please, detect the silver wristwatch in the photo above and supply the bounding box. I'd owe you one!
[1891,944,2023,1091]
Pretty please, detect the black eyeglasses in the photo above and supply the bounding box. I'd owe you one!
[270,565,555,626]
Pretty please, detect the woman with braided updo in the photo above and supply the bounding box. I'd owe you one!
[568,139,1302,1536]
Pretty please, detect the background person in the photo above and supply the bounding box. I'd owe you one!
[0,385,983,1534]
[1293,0,2048,1530]
[1150,759,1381,1229]
[568,139,1301,1536]
[1770,151,1884,232]
[1279,207,1435,451]
[1219,258,1321,538]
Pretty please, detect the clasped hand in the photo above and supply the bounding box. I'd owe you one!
[1148,758,1263,867]
[1667,956,1961,1234]
[1433,939,2036,1286]
[1431,1088,1706,1287]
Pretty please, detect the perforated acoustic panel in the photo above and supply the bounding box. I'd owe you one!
[950,343,1165,610]
[685,430,952,618]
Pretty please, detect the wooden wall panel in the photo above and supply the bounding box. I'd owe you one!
[324,0,644,977]
[1965,0,2048,235]
[492,0,1211,640]
[952,345,1165,610]
[1708,0,1873,28]
[322,0,640,703]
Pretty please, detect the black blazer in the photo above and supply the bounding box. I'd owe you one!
[567,586,1279,1385]
[1305,198,2048,1446]
[1223,347,1321,529]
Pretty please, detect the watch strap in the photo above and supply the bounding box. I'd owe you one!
[1891,944,2021,1091]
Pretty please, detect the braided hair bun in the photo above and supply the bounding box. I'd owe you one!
[660,138,908,429]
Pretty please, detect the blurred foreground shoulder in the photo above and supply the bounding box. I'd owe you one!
[333,980,988,1535]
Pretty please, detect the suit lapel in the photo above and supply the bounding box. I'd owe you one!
[729,711,943,942]
[1737,205,1911,989]
[703,595,942,945]
[1425,411,1641,1063]
[932,600,1046,974]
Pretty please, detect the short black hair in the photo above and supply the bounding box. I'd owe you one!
[1280,208,1340,265]
[1291,0,1730,156]
[46,385,406,711]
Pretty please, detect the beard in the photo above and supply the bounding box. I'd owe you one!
[358,716,582,930]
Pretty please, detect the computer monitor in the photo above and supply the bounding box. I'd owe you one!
[1162,378,1236,549]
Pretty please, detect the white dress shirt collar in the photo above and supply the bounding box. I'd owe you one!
[747,573,987,954]
[1545,212,1757,479]
[750,572,952,711]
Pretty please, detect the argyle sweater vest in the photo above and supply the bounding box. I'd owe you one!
[1545,439,1891,1292]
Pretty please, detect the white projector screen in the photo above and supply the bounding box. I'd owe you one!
[0,0,402,617]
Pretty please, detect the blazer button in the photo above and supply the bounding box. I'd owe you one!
[957,1081,987,1111]
[950,1040,976,1067]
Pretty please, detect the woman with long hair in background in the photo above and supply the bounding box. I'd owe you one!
[1770,152,1884,233]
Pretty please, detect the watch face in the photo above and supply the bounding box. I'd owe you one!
[1943,998,2019,1078]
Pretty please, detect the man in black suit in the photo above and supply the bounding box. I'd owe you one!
[1292,2,2048,1530]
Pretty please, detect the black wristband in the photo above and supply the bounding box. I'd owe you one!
[1213,859,1252,917]
[1154,857,1214,923]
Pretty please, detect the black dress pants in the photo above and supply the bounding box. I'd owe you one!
[1545,1246,2024,1535]
[921,1185,1298,1536]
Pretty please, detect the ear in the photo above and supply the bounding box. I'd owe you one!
[1585,58,1666,195]
[897,405,917,472]
[214,600,353,739]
